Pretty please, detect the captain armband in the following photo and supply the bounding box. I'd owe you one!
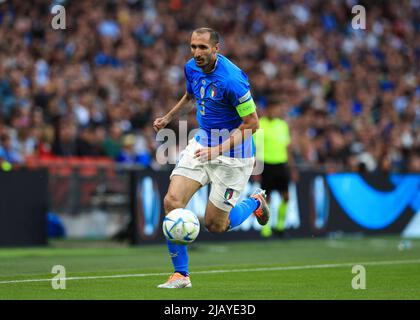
[235,98,256,117]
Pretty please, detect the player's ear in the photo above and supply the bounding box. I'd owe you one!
[213,43,219,53]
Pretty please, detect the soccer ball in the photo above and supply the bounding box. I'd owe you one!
[162,208,200,245]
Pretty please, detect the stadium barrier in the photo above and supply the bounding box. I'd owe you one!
[1,159,418,246]
[0,169,48,247]
[130,169,420,244]
[27,156,130,240]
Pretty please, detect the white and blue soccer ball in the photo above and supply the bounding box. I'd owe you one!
[162,208,200,245]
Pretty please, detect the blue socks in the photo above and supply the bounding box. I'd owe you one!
[228,197,259,230]
[166,239,189,276]
[165,197,259,275]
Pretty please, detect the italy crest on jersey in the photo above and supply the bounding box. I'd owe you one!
[209,85,217,99]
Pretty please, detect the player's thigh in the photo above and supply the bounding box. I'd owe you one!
[204,200,230,233]
[165,139,210,214]
[205,159,254,232]
[207,158,254,211]
[164,175,202,214]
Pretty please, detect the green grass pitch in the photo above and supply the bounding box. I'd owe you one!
[0,236,419,300]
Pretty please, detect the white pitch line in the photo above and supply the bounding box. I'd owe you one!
[1,259,420,285]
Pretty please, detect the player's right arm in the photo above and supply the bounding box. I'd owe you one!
[153,92,194,132]
[154,64,196,132]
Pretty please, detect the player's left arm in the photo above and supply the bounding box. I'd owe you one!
[217,111,259,154]
[194,111,258,162]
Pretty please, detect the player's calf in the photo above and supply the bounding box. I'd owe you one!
[205,220,229,233]
[204,202,230,233]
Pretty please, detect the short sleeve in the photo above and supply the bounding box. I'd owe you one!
[225,71,256,117]
[184,65,194,95]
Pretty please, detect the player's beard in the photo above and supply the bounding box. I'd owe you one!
[196,54,216,72]
[194,56,208,67]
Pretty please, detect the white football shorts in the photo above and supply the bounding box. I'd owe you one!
[170,139,255,212]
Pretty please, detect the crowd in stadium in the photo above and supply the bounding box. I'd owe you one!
[0,0,419,172]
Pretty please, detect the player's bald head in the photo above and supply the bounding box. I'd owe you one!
[192,27,219,46]
[190,27,219,72]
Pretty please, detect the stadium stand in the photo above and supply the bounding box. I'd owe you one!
[0,0,419,173]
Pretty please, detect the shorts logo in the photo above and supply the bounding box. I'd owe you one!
[224,188,234,202]
[209,85,217,98]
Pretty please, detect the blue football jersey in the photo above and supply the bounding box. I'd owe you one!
[184,54,256,158]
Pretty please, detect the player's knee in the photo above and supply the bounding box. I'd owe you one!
[205,220,228,234]
[164,193,184,214]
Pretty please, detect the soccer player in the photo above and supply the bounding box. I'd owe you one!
[153,28,270,289]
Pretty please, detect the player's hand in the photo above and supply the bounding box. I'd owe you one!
[193,147,220,162]
[153,115,172,132]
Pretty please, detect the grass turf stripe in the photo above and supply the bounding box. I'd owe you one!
[1,258,420,285]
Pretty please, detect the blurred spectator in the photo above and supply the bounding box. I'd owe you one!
[0,133,22,163]
[103,122,123,158]
[408,149,420,172]
[36,126,54,158]
[52,120,78,156]
[76,125,106,156]
[116,134,151,166]
[0,0,418,173]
